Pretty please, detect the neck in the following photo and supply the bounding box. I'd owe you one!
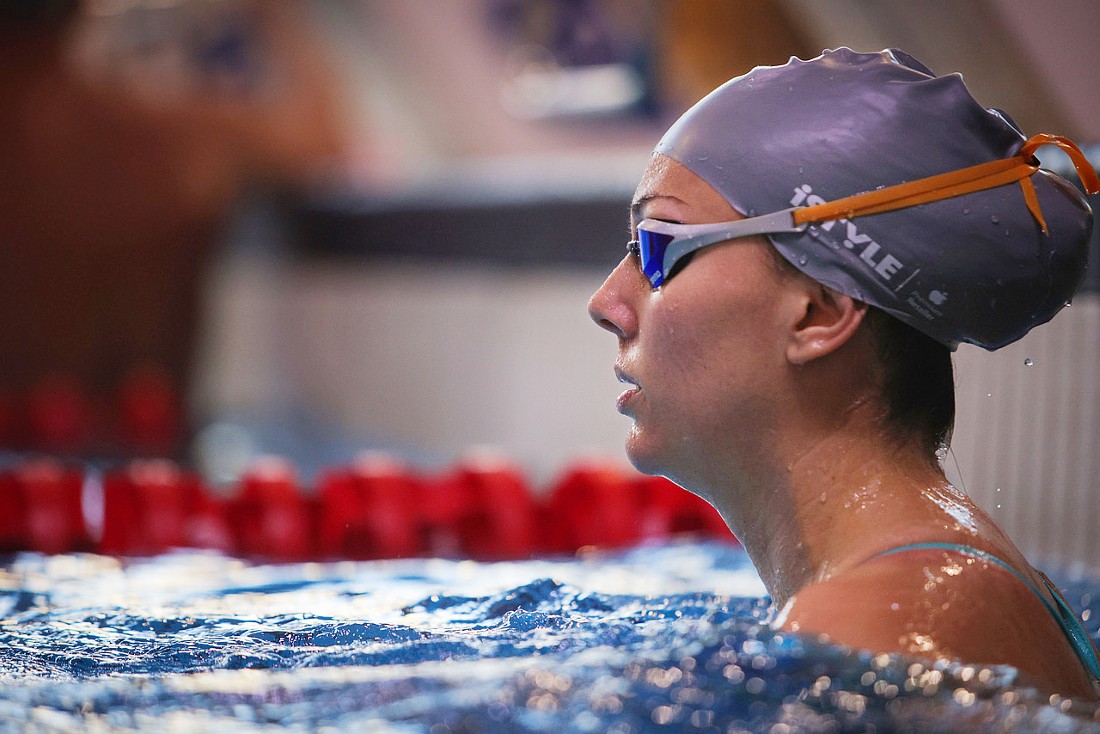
[706,399,952,607]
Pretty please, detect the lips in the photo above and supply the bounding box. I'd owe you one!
[615,365,640,413]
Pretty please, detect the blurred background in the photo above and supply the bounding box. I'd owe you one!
[2,0,1098,569]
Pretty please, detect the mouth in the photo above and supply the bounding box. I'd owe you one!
[614,366,640,413]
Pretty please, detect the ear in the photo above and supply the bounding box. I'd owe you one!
[786,285,868,365]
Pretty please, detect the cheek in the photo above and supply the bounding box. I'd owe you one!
[648,286,788,406]
[646,303,714,380]
[643,303,735,420]
[653,289,778,362]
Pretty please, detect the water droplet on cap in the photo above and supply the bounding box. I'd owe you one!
[1024,358,1034,367]
[798,254,809,266]
[991,215,1000,224]
[962,208,970,216]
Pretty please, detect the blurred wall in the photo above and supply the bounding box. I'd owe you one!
[780,0,1100,141]
[190,0,815,481]
[0,1,348,454]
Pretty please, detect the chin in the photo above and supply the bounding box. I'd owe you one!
[625,426,709,497]
[624,427,670,478]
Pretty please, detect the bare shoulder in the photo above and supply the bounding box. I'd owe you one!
[777,551,965,654]
[777,548,1096,698]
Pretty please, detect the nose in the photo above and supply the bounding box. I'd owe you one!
[588,257,640,339]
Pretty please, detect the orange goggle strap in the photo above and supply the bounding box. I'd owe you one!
[792,134,1100,236]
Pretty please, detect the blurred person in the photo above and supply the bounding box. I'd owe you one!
[589,49,1099,698]
[0,0,346,451]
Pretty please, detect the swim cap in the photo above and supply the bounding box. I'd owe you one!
[655,48,1094,350]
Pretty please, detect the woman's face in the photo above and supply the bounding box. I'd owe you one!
[588,154,805,486]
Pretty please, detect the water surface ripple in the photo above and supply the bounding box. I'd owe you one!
[0,542,1097,732]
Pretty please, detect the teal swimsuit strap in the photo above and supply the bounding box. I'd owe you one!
[875,542,1100,682]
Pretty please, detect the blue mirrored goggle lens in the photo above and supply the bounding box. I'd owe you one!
[637,229,674,288]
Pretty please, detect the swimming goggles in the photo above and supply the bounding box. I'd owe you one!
[629,133,1100,289]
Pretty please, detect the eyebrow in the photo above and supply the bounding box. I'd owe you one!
[629,193,689,224]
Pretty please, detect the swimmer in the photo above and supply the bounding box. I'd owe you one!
[588,49,1100,699]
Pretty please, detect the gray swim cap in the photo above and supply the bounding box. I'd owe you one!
[655,48,1094,350]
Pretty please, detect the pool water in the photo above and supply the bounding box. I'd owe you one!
[1,541,1099,733]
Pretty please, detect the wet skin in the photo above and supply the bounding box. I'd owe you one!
[589,153,804,491]
[588,154,1098,700]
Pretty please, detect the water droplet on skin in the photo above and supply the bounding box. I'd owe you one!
[1065,300,1073,308]
[819,492,827,504]
[986,393,992,398]
[1024,358,1034,367]
[996,504,1002,509]
[996,487,1001,492]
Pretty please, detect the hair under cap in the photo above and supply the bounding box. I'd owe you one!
[655,48,1093,350]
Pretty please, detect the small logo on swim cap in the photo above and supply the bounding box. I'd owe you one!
[929,290,948,306]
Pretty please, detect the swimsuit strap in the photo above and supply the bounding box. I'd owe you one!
[874,542,1100,682]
